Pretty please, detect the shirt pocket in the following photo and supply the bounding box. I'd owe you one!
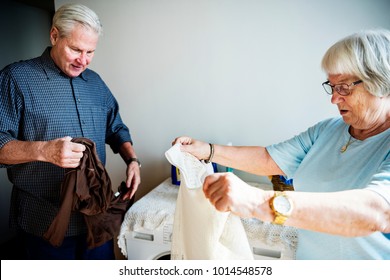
[83,105,107,137]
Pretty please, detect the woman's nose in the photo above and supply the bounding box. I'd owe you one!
[331,91,345,104]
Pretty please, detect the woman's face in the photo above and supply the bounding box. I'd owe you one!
[328,74,384,130]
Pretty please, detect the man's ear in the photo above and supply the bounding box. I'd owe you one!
[50,27,59,46]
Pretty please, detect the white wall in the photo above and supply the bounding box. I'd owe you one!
[55,0,390,198]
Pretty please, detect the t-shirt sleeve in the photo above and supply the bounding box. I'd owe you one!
[365,153,390,205]
[265,119,330,179]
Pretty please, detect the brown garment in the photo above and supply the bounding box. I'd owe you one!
[43,137,133,248]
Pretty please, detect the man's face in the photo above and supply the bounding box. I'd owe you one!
[50,24,98,77]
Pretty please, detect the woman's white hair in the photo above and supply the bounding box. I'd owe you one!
[52,3,103,38]
[322,29,390,97]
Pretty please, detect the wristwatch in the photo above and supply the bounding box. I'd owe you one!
[269,191,293,225]
[125,157,141,167]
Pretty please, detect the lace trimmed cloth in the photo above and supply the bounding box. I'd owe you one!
[117,178,298,259]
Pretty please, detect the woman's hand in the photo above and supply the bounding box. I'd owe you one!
[172,136,211,161]
[203,172,270,219]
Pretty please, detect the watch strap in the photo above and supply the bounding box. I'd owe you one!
[273,213,288,225]
[125,157,141,167]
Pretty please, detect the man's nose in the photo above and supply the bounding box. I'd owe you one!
[77,52,88,65]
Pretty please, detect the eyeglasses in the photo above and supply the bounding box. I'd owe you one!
[322,80,363,96]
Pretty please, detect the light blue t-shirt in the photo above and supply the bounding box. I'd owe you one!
[266,117,390,259]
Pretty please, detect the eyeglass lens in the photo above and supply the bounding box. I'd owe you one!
[323,83,350,96]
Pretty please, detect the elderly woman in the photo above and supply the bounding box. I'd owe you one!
[173,29,390,259]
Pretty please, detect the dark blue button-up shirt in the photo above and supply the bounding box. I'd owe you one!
[0,48,132,237]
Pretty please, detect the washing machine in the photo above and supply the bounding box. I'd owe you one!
[117,178,297,260]
[123,224,173,260]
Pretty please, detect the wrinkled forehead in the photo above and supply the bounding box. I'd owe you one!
[327,74,358,84]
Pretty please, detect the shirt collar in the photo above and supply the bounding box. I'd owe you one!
[40,47,88,81]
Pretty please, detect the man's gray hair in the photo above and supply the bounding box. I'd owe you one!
[52,3,103,38]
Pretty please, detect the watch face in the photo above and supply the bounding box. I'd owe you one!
[274,195,292,215]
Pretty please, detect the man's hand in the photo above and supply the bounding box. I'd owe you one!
[41,136,86,168]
